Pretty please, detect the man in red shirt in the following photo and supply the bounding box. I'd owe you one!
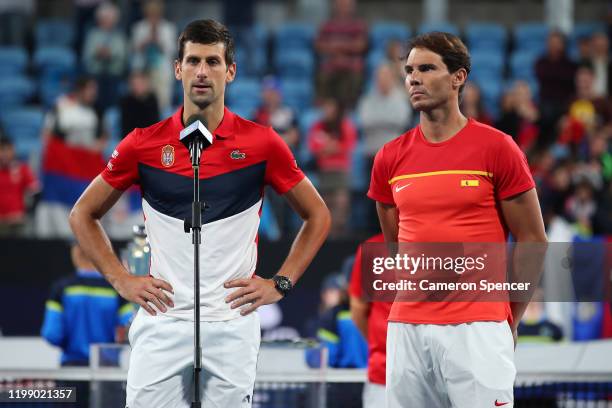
[349,233,392,407]
[368,32,547,407]
[0,136,39,235]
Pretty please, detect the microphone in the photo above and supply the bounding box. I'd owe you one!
[179,114,214,166]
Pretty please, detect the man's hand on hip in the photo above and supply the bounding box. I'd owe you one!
[114,274,174,316]
[224,275,283,316]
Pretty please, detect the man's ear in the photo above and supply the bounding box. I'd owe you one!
[453,68,467,90]
[225,62,236,84]
[174,59,182,81]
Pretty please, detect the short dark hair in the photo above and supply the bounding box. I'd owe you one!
[177,19,235,66]
[0,135,13,147]
[407,32,471,94]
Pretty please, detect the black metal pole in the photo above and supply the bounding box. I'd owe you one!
[190,140,203,408]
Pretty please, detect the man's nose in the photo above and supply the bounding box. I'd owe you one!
[196,63,209,78]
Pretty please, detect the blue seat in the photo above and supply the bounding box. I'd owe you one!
[0,76,35,108]
[370,22,411,52]
[465,23,507,51]
[234,45,266,78]
[275,22,315,51]
[0,47,28,76]
[470,50,505,78]
[298,107,322,136]
[509,50,539,82]
[418,22,459,36]
[35,19,75,48]
[227,102,256,120]
[514,23,549,55]
[281,79,313,113]
[39,73,74,108]
[471,78,503,119]
[34,46,76,74]
[226,79,262,107]
[0,107,45,159]
[366,49,387,79]
[275,49,315,79]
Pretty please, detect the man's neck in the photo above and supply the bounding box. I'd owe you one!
[419,105,468,143]
[183,100,225,133]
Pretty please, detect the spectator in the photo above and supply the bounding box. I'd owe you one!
[130,0,176,112]
[565,179,598,235]
[253,76,299,152]
[560,64,612,147]
[42,76,106,152]
[576,34,593,64]
[358,64,411,165]
[315,0,368,107]
[41,242,134,407]
[73,0,106,57]
[460,81,493,126]
[36,76,107,238]
[349,233,392,408]
[119,70,160,137]
[308,97,357,236]
[82,2,128,112]
[0,136,39,236]
[535,30,577,146]
[589,32,611,97]
[496,80,540,151]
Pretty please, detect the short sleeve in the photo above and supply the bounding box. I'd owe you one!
[349,244,363,298]
[367,146,394,205]
[101,128,140,191]
[264,128,305,194]
[493,135,535,200]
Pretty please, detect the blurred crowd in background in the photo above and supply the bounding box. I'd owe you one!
[0,0,610,243]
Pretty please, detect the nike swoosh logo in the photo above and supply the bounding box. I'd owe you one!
[395,183,411,192]
[494,401,509,406]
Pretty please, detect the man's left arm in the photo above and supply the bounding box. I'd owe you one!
[225,178,331,315]
[500,188,548,343]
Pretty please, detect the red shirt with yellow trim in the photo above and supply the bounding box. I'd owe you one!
[368,118,534,325]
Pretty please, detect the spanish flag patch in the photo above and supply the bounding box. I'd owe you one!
[460,180,479,187]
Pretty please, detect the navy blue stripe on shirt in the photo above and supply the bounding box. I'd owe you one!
[138,161,266,223]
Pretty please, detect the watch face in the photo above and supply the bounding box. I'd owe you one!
[279,280,290,290]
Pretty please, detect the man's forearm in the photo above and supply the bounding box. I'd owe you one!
[275,209,330,284]
[69,209,128,288]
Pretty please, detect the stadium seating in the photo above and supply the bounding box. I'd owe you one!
[470,49,505,79]
[514,22,549,55]
[465,23,507,52]
[33,46,77,75]
[0,107,45,159]
[275,48,315,80]
[417,21,459,36]
[281,79,313,113]
[0,47,28,76]
[35,19,75,48]
[0,76,36,109]
[274,22,315,52]
[370,22,411,53]
[509,50,540,82]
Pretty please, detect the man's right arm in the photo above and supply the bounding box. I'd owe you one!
[69,176,174,315]
[376,202,399,243]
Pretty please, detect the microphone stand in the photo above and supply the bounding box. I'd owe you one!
[184,137,204,408]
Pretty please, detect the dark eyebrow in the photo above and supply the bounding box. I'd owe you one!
[405,63,437,73]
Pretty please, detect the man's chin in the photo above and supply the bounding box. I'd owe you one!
[190,95,213,110]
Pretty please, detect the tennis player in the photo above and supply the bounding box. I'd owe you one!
[70,19,330,407]
[368,32,547,407]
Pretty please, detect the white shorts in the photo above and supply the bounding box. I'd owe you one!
[386,321,516,408]
[126,310,260,408]
[363,381,386,408]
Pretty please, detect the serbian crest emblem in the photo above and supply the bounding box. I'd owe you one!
[161,145,175,167]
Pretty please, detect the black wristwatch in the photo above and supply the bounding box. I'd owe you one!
[272,275,293,297]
